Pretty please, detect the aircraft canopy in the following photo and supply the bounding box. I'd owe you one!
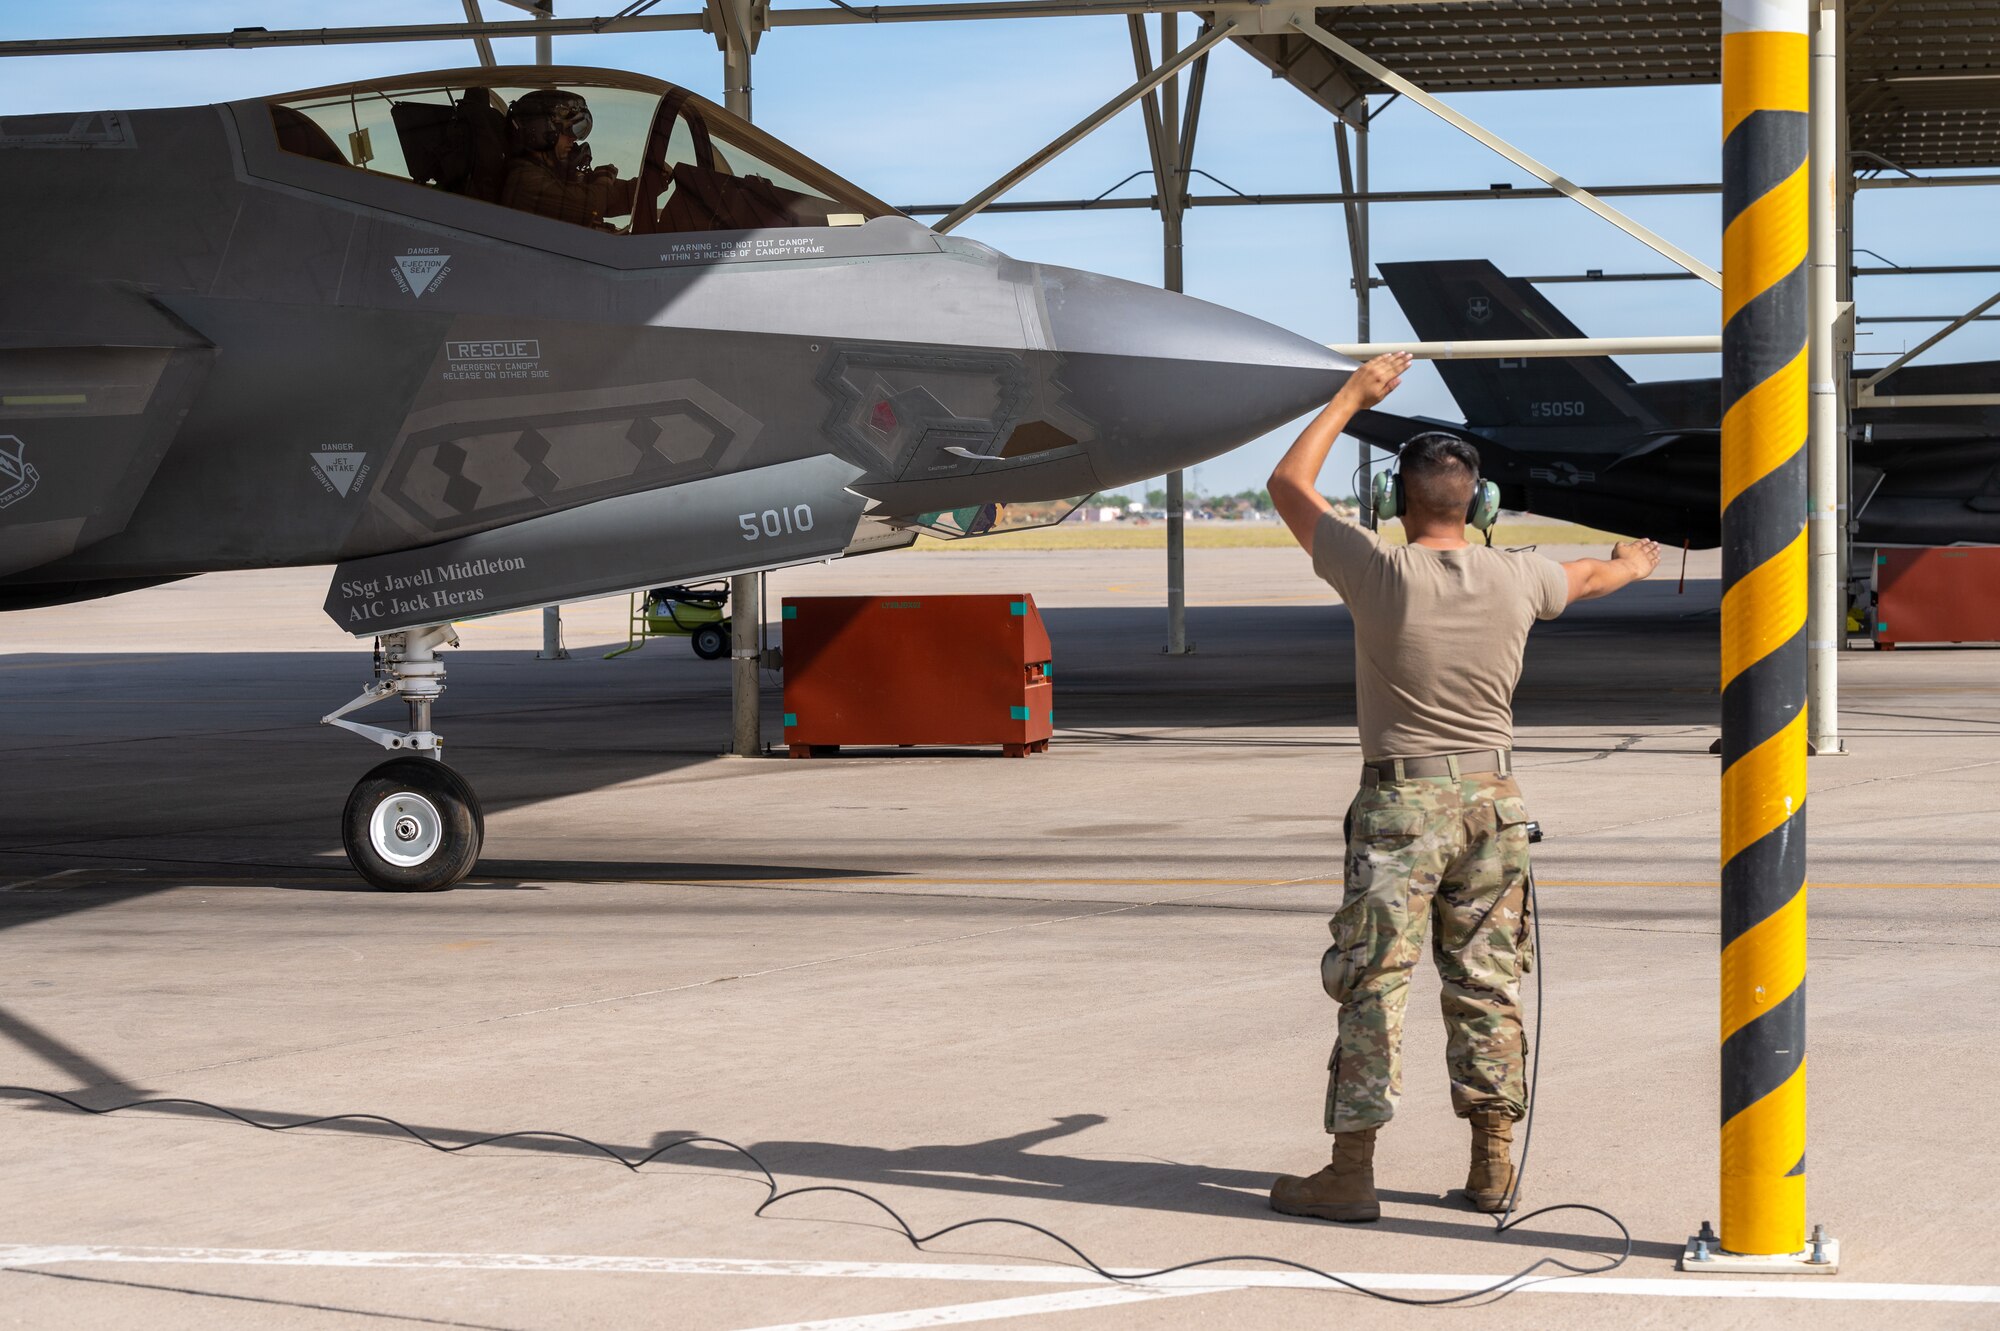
[268,66,900,237]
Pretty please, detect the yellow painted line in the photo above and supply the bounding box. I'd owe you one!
[624,875,1998,891]
[621,876,1328,889]
[1102,583,1327,603]
[2,393,88,406]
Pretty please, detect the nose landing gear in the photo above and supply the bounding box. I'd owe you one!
[343,757,483,891]
[323,625,484,891]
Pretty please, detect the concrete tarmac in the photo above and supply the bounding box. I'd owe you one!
[3,546,1997,1329]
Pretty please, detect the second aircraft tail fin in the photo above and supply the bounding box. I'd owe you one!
[1375,260,1655,431]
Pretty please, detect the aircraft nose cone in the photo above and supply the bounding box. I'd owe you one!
[1037,266,1354,484]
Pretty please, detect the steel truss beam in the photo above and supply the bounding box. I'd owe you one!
[1854,285,2000,407]
[936,18,1233,233]
[460,1,498,66]
[1288,15,1722,288]
[898,181,1722,214]
[0,2,1544,59]
[895,168,1999,216]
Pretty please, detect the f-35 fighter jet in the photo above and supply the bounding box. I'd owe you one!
[1346,259,2000,553]
[0,66,1350,889]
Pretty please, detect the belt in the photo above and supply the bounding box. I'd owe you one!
[1361,749,1512,783]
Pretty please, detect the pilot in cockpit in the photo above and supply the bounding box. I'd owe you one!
[501,89,637,229]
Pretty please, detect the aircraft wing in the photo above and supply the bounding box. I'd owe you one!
[0,281,214,579]
[325,455,868,635]
[1345,409,1466,453]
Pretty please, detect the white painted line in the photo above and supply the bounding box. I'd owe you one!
[4,1245,1999,1305]
[733,1286,1210,1331]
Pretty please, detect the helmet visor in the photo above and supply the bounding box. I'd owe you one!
[551,101,592,142]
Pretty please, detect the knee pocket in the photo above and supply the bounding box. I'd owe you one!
[1322,895,1410,1001]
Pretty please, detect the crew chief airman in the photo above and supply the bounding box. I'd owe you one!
[1266,353,1660,1223]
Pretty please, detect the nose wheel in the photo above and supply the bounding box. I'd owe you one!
[341,757,484,892]
[323,625,486,890]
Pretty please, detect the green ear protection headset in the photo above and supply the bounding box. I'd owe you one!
[1372,432,1502,532]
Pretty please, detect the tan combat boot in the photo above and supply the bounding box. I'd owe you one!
[1270,1128,1380,1223]
[1464,1109,1517,1213]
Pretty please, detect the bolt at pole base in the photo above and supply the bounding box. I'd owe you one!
[1679,1228,1840,1274]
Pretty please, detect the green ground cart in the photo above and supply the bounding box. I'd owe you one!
[605,583,731,660]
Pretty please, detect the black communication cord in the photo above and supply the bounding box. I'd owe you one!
[0,872,1627,1308]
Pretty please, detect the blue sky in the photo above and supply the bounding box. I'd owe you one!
[4,2,1994,497]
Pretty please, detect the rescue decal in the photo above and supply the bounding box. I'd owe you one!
[443,338,547,383]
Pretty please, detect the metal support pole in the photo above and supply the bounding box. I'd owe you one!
[538,605,569,660]
[1159,15,1181,295]
[1689,0,1831,1274]
[1835,18,1855,621]
[1354,108,1374,525]
[719,6,763,757]
[1806,0,1843,755]
[528,1,556,649]
[718,2,757,115]
[1160,13,1190,656]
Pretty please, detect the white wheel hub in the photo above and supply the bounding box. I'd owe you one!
[369,791,444,867]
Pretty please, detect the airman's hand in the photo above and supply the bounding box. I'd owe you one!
[1334,352,1415,411]
[1613,538,1661,578]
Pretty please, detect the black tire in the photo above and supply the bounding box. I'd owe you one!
[691,624,730,660]
[341,756,483,891]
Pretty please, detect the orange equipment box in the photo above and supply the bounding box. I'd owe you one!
[781,594,1053,757]
[1874,547,2000,647]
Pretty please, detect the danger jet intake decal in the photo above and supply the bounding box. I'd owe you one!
[311,445,369,498]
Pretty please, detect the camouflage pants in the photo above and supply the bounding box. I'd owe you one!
[1321,771,1535,1133]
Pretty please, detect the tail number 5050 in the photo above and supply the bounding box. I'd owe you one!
[739,505,816,541]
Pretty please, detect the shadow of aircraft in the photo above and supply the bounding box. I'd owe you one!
[0,578,1721,920]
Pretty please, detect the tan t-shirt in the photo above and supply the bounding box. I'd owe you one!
[1312,511,1568,761]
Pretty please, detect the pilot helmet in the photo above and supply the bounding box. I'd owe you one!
[508,89,593,151]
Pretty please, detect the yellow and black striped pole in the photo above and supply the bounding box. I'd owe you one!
[1718,0,1810,1260]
